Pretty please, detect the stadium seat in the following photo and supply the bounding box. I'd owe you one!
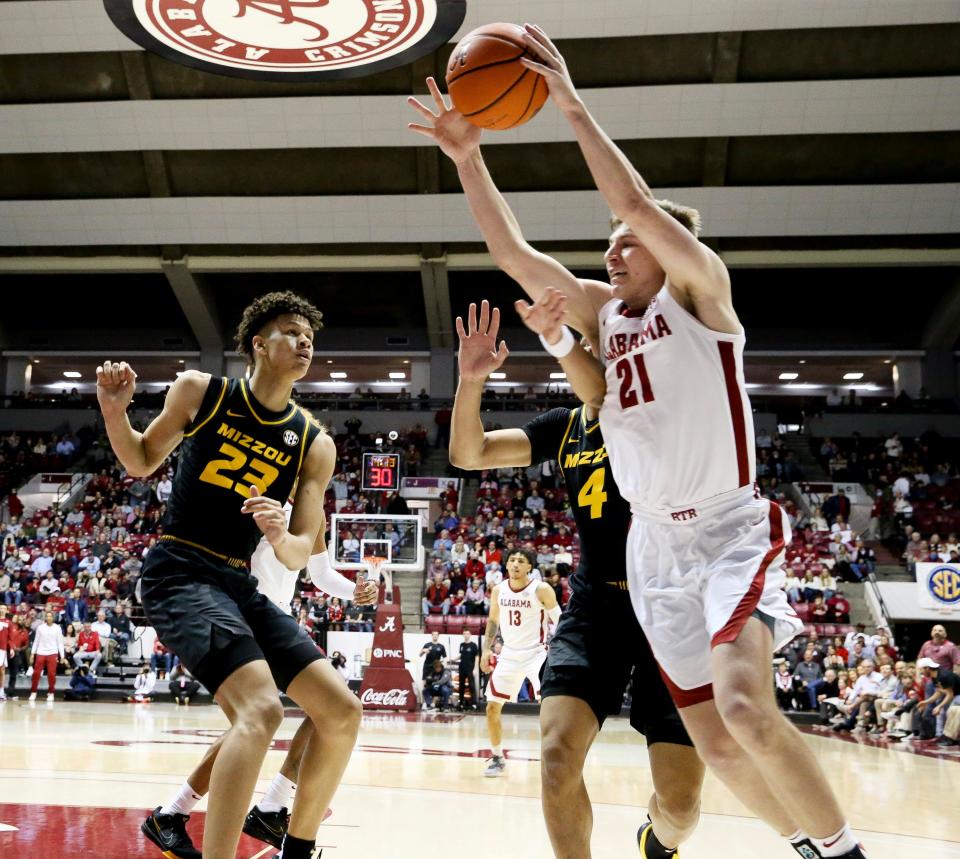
[424,615,444,634]
[445,616,466,634]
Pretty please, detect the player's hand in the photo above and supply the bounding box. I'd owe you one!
[514,287,567,343]
[456,300,510,383]
[241,486,288,546]
[407,76,482,164]
[519,24,581,113]
[480,650,492,673]
[353,576,379,606]
[96,361,138,419]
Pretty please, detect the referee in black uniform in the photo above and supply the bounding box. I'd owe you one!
[97,292,360,859]
[450,298,705,859]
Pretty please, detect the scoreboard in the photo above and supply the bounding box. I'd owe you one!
[361,451,401,492]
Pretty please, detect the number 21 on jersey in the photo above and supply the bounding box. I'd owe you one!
[616,353,655,409]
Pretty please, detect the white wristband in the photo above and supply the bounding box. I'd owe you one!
[307,551,357,601]
[539,326,575,358]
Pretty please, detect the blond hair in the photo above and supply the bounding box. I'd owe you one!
[610,198,702,237]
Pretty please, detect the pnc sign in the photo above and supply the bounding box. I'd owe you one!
[103,0,466,80]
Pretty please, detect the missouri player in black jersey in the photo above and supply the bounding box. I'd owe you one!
[97,292,360,859]
[450,299,704,859]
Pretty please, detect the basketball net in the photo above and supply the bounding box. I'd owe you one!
[364,556,392,604]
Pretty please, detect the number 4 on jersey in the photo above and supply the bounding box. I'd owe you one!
[577,468,607,519]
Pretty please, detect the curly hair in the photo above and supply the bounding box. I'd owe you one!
[234,291,324,364]
[506,547,538,571]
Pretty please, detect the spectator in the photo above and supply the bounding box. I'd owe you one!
[833,659,882,732]
[128,662,157,703]
[485,562,503,591]
[827,591,851,624]
[884,432,903,459]
[917,624,960,672]
[465,577,487,615]
[110,604,135,657]
[775,663,795,710]
[6,615,29,694]
[419,632,446,681]
[63,588,88,625]
[814,668,841,723]
[822,488,851,525]
[0,606,9,699]
[62,623,78,661]
[156,472,173,505]
[64,664,97,701]
[151,640,176,679]
[422,574,450,617]
[327,598,345,632]
[457,629,479,711]
[793,647,823,711]
[169,667,201,705]
[783,570,802,603]
[92,609,116,665]
[422,658,453,711]
[38,569,60,601]
[801,570,823,604]
[74,621,102,675]
[29,611,66,702]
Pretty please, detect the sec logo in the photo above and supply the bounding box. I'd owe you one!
[928,565,960,605]
[283,430,300,447]
[103,0,466,81]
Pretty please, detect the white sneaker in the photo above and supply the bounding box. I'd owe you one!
[47,693,55,702]
[484,755,505,778]
[28,692,37,701]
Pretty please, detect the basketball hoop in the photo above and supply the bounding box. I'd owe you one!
[364,555,392,604]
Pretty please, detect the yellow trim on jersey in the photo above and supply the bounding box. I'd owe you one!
[294,408,312,475]
[183,377,228,439]
[160,534,248,569]
[556,408,579,476]
[239,378,299,426]
[580,408,602,435]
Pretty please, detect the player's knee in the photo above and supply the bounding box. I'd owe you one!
[236,695,284,741]
[540,731,584,794]
[655,779,701,832]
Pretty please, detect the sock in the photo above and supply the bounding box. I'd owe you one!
[160,781,202,817]
[812,824,858,857]
[787,830,818,858]
[491,745,503,758]
[279,833,316,859]
[258,773,295,813]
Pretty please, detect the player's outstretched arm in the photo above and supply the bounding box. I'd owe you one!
[96,364,207,477]
[306,511,378,604]
[480,585,501,673]
[515,288,605,410]
[407,77,605,339]
[259,432,335,572]
[449,300,533,471]
[522,24,735,329]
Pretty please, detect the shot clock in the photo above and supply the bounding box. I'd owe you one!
[361,451,402,492]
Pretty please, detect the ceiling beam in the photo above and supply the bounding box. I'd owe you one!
[701,32,742,191]
[420,257,453,350]
[162,260,223,355]
[921,274,960,348]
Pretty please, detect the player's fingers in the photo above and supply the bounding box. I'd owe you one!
[519,57,554,77]
[489,305,501,340]
[513,298,531,319]
[407,123,437,138]
[248,484,261,498]
[478,299,490,334]
[467,302,478,335]
[455,315,467,340]
[406,96,437,120]
[496,341,510,363]
[426,76,447,112]
[524,23,561,58]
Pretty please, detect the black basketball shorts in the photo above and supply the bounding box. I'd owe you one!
[541,583,692,747]
[140,542,321,695]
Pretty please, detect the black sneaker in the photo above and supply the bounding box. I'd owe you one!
[791,838,821,858]
[636,821,678,858]
[243,805,290,849]
[141,807,202,859]
[835,847,867,858]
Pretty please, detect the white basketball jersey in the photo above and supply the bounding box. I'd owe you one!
[497,579,548,653]
[598,284,755,516]
[251,503,298,611]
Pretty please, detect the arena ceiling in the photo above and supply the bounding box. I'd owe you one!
[1,0,959,364]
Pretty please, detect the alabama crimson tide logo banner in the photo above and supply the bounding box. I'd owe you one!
[102,0,466,81]
[359,601,416,711]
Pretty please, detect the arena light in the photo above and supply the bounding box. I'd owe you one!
[330,372,347,379]
[778,372,799,380]
[63,371,81,378]
[489,372,506,379]
[549,372,567,380]
[843,372,864,380]
[388,372,406,379]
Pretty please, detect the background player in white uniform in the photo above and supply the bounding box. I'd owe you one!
[146,505,378,858]
[409,24,864,859]
[481,547,560,777]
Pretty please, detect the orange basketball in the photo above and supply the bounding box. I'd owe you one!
[445,23,549,131]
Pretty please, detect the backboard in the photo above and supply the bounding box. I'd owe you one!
[329,513,424,572]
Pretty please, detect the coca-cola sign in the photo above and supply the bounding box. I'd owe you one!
[360,687,411,707]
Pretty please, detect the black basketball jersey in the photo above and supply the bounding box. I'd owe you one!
[522,407,631,591]
[161,377,321,567]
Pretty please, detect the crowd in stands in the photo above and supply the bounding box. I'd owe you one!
[773,621,960,747]
[809,431,959,575]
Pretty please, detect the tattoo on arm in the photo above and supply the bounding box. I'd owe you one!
[483,617,498,653]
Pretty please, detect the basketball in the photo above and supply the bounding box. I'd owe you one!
[445,23,549,130]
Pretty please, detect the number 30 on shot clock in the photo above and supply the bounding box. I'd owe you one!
[362,452,401,492]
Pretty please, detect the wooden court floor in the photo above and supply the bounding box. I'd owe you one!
[0,699,957,858]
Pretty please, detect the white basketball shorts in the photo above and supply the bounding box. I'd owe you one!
[627,492,803,707]
[488,647,548,703]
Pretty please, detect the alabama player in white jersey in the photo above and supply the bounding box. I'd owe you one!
[409,23,865,859]
[145,508,377,858]
[481,547,560,777]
